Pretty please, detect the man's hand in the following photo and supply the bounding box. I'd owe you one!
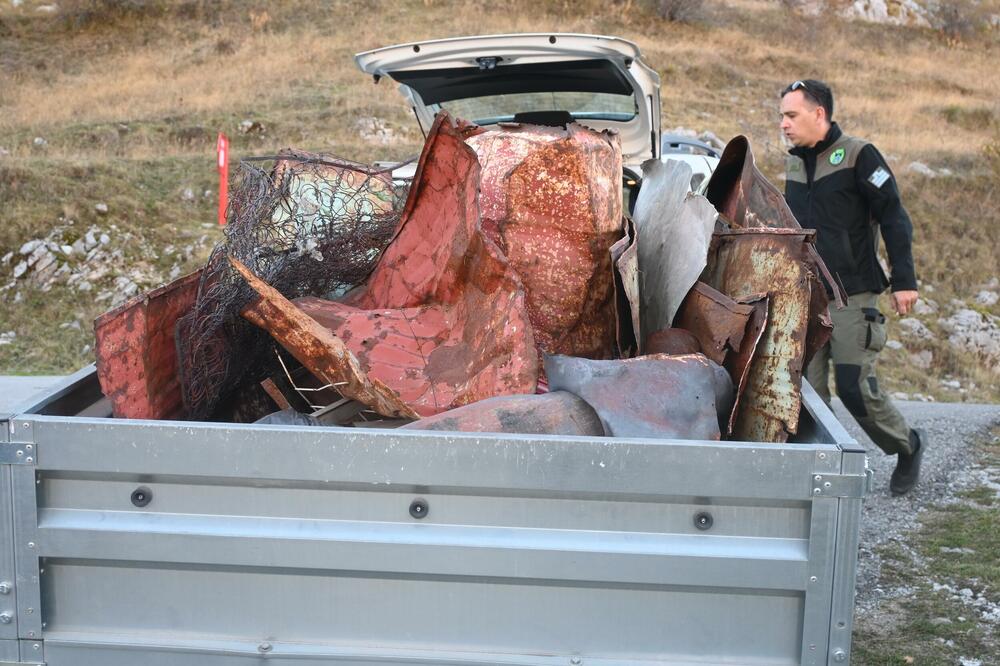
[890,290,918,316]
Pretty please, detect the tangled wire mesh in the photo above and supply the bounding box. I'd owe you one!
[175,150,409,420]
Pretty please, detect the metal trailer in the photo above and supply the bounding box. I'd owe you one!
[0,365,869,666]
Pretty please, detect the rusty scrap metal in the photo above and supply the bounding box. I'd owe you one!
[704,228,819,442]
[610,216,641,357]
[723,294,769,436]
[175,148,403,420]
[704,134,846,312]
[544,354,733,441]
[238,113,538,417]
[400,391,604,436]
[467,123,623,365]
[94,270,201,419]
[233,258,419,419]
[644,328,702,356]
[631,158,719,341]
[674,282,755,366]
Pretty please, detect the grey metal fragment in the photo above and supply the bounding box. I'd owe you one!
[632,158,718,341]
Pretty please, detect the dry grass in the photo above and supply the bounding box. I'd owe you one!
[0,0,998,398]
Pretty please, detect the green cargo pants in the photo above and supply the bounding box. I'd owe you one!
[806,292,913,456]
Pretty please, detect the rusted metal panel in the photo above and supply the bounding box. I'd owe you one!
[704,228,817,442]
[93,270,201,419]
[674,282,754,366]
[704,134,846,312]
[705,135,799,230]
[644,328,701,356]
[400,391,604,436]
[234,258,419,419]
[723,294,769,436]
[238,113,537,417]
[544,354,733,441]
[631,158,718,341]
[466,123,623,365]
[610,216,641,357]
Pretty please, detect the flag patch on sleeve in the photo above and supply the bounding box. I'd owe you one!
[868,167,891,188]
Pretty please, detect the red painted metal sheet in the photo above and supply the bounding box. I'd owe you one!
[234,259,419,419]
[94,270,201,419]
[400,391,604,436]
[239,113,538,417]
[467,123,623,366]
[544,353,733,441]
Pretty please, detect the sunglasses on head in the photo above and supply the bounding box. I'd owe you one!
[788,80,810,93]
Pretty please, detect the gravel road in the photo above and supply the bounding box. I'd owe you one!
[830,399,1000,618]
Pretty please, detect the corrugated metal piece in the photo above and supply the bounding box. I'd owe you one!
[93,271,201,419]
[239,113,537,417]
[400,391,604,436]
[234,258,419,419]
[704,228,816,442]
[631,158,718,341]
[467,123,623,365]
[544,354,733,441]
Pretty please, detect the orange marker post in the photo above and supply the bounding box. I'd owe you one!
[217,133,229,226]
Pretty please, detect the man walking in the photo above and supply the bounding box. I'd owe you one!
[780,79,925,495]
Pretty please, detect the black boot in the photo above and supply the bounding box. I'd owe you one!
[890,429,925,496]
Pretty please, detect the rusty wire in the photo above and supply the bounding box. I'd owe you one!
[175,151,407,420]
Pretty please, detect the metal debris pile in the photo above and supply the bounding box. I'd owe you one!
[93,112,838,443]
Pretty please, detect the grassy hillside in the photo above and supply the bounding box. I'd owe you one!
[1,0,998,400]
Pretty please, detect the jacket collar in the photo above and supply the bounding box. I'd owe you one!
[789,122,842,159]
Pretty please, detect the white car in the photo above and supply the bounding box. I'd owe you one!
[355,33,718,209]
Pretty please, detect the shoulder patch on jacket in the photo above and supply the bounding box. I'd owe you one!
[868,166,891,188]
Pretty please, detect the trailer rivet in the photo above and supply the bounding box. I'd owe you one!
[0,613,11,624]
[824,482,832,488]
[818,452,826,460]
[813,488,822,495]
[22,422,29,429]
[25,457,33,463]
[570,658,582,665]
[258,642,273,653]
[25,444,32,451]
[0,582,10,595]
[27,631,34,638]
[810,576,818,583]
[32,644,40,651]
[833,649,847,662]
[814,475,822,482]
[27,542,35,549]
[26,607,33,614]
[15,450,23,457]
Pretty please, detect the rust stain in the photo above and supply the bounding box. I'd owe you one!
[94,270,201,419]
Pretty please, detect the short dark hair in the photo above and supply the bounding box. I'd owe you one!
[782,79,834,120]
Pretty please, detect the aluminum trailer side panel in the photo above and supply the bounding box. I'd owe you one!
[0,367,867,666]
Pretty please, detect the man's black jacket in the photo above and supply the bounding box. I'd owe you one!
[784,122,916,296]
